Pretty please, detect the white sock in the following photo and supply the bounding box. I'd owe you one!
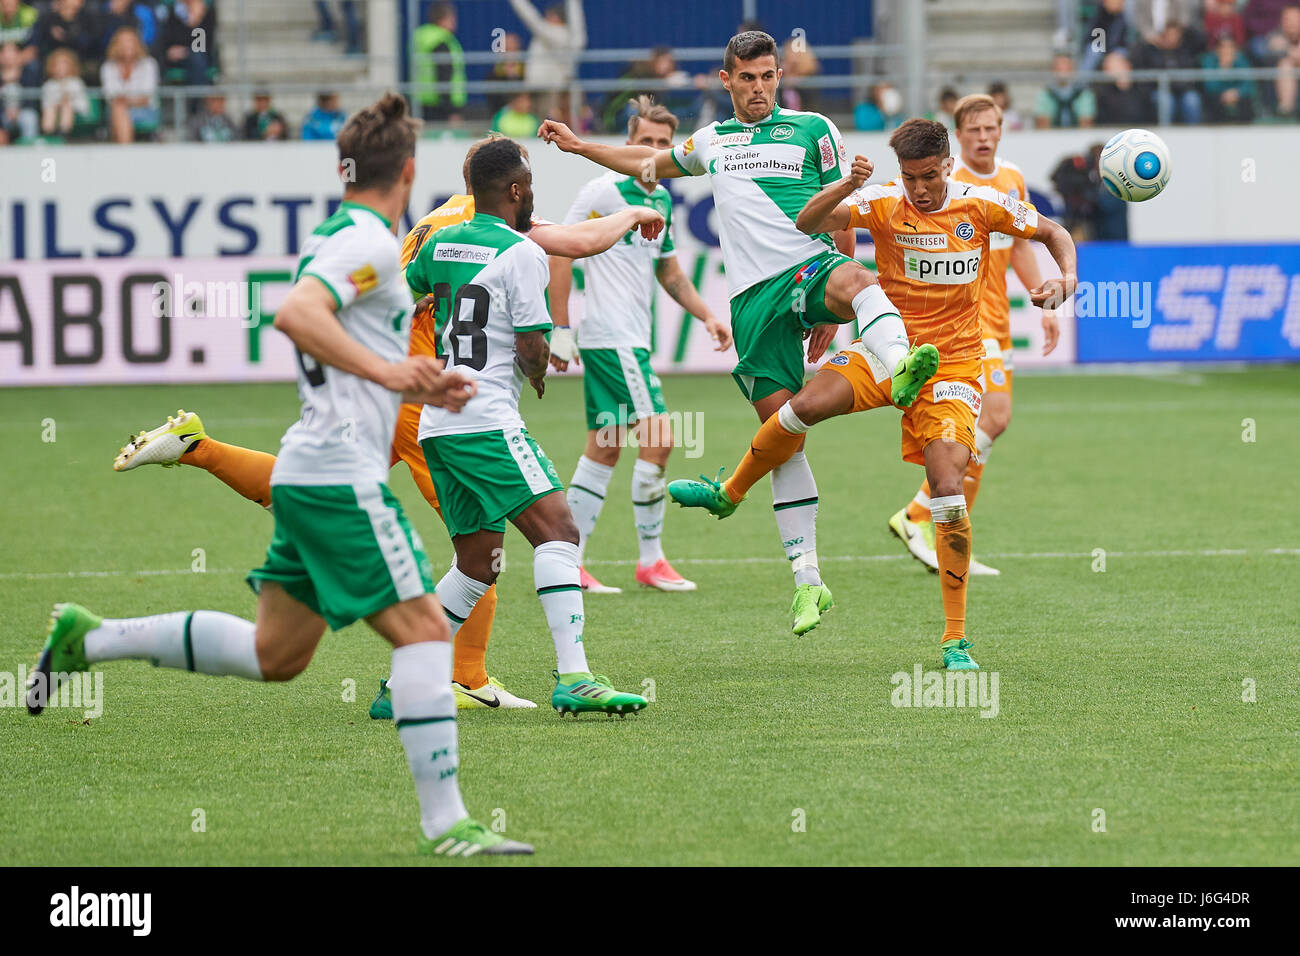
[854,284,909,371]
[435,565,490,641]
[533,540,590,675]
[390,640,467,840]
[974,425,995,465]
[84,611,263,680]
[566,456,613,565]
[771,451,821,587]
[777,401,810,434]
[631,458,666,565]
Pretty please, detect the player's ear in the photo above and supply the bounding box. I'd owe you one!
[402,155,416,185]
[718,68,729,89]
[942,157,954,176]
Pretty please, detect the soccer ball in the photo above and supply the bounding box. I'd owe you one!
[1098,128,1171,202]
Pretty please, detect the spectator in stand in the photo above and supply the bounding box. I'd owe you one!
[312,2,361,55]
[186,90,235,141]
[1204,0,1247,47]
[301,90,344,140]
[0,0,38,86]
[780,37,821,113]
[242,89,287,140]
[101,0,157,50]
[1135,0,1202,44]
[1,39,37,140]
[491,88,539,137]
[101,26,158,143]
[157,0,216,86]
[486,31,524,118]
[601,46,696,131]
[932,85,959,128]
[1202,31,1258,122]
[1244,0,1293,62]
[1082,0,1136,72]
[1261,4,1300,117]
[1095,50,1155,124]
[854,81,903,131]
[1050,145,1101,239]
[1036,52,1097,127]
[413,2,465,124]
[506,0,586,122]
[40,47,88,135]
[1133,20,1205,122]
[987,81,1024,130]
[1088,141,1130,240]
[32,0,98,84]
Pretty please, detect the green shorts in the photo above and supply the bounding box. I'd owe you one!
[247,483,435,631]
[728,250,856,401]
[421,427,564,538]
[581,346,667,432]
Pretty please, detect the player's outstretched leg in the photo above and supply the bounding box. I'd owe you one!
[114,409,276,508]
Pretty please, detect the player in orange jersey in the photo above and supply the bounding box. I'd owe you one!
[667,119,1077,670]
[112,133,664,714]
[888,94,1061,577]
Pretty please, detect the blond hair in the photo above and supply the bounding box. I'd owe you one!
[953,93,1002,131]
[627,95,679,139]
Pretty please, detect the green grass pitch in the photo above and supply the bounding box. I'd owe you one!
[1,366,1297,865]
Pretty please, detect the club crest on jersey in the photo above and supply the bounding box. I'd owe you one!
[794,259,825,284]
[828,353,850,366]
[991,367,1007,386]
[770,124,794,140]
[955,222,975,241]
[348,264,378,295]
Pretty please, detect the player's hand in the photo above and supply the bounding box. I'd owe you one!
[1028,276,1076,310]
[849,154,873,189]
[382,355,443,394]
[630,206,665,241]
[549,326,578,371]
[804,323,839,364]
[529,374,546,399]
[538,119,582,153]
[704,315,732,351]
[1041,309,1060,356]
[423,368,478,412]
[411,292,437,326]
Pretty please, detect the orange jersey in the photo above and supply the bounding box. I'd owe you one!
[845,180,1038,366]
[400,193,476,358]
[951,157,1027,344]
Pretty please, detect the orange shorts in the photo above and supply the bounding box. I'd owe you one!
[981,336,1013,396]
[823,343,983,466]
[391,401,441,514]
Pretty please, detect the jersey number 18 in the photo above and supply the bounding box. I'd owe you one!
[434,282,490,372]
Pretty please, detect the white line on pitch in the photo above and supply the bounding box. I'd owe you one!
[3,547,1297,581]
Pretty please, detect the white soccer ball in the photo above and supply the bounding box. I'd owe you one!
[1098,128,1172,203]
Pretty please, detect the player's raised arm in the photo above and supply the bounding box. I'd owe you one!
[539,119,683,182]
[531,206,663,259]
[1025,215,1078,312]
[795,154,874,236]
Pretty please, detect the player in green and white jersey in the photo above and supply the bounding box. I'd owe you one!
[25,96,532,858]
[547,97,733,595]
[540,30,939,636]
[404,136,648,717]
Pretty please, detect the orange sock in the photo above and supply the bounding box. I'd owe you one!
[452,583,495,689]
[930,495,971,644]
[962,460,985,512]
[182,439,276,508]
[723,408,806,502]
[906,479,932,522]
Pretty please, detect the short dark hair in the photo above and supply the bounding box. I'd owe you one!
[336,92,419,189]
[724,30,778,72]
[888,118,950,162]
[469,136,528,197]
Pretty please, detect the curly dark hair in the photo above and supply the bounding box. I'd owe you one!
[468,136,528,198]
[888,118,950,162]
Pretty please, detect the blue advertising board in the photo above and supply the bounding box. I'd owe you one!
[1076,243,1300,363]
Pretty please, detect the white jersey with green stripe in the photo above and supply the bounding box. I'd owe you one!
[670,106,849,297]
[273,201,414,487]
[562,171,674,350]
[408,212,553,439]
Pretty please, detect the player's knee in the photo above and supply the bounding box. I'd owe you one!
[788,392,828,427]
[931,475,964,499]
[256,642,310,682]
[586,437,621,467]
[982,407,1010,438]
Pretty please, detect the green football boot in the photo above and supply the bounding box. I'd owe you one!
[790,583,834,636]
[28,602,100,715]
[890,343,940,408]
[667,467,740,519]
[417,817,534,857]
[368,679,393,720]
[941,638,979,671]
[551,671,648,717]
